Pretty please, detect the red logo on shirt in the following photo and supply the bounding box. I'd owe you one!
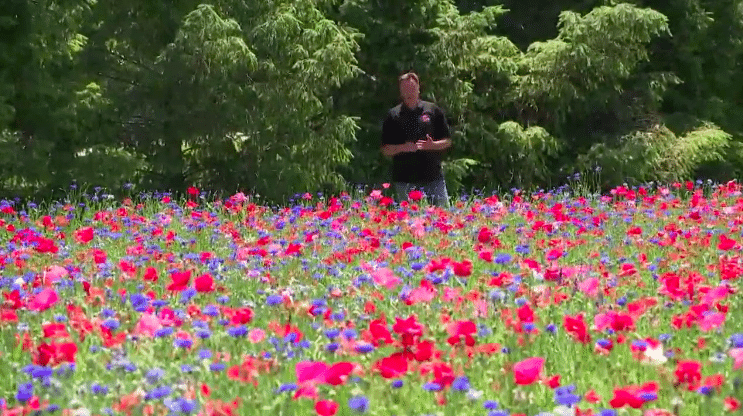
[420,114,430,123]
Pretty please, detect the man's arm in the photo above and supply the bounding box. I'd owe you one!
[380,112,416,157]
[425,106,452,151]
[381,142,415,157]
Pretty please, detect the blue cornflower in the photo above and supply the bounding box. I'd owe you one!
[342,329,357,340]
[354,343,374,353]
[164,397,197,414]
[198,349,212,360]
[284,332,298,343]
[554,384,580,406]
[697,386,713,396]
[324,328,340,339]
[144,386,172,401]
[196,330,211,339]
[494,253,512,264]
[276,383,298,393]
[483,400,499,409]
[201,305,219,316]
[145,368,165,384]
[452,376,470,392]
[423,382,442,392]
[154,327,174,338]
[91,384,109,395]
[639,392,657,401]
[30,366,53,379]
[326,343,339,352]
[180,288,197,304]
[100,308,116,318]
[209,363,225,372]
[266,294,283,306]
[631,340,648,349]
[545,323,557,334]
[487,411,509,416]
[16,382,33,403]
[391,379,404,389]
[348,396,369,413]
[729,333,743,348]
[130,293,149,312]
[101,319,120,331]
[599,410,617,416]
[596,339,612,349]
[227,325,248,338]
[181,365,194,373]
[174,338,192,349]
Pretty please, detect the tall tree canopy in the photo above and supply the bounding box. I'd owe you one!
[0,0,741,201]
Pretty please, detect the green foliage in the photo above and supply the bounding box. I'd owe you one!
[575,123,731,185]
[443,158,480,194]
[72,145,148,190]
[513,4,670,129]
[2,0,743,201]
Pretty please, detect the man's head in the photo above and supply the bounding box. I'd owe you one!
[398,72,420,108]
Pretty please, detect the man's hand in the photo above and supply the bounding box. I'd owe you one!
[381,142,418,157]
[416,134,436,151]
[402,141,418,153]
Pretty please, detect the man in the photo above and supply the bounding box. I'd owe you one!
[380,72,452,208]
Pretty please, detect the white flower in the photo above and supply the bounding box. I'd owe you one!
[466,389,483,401]
[552,405,576,416]
[643,345,668,365]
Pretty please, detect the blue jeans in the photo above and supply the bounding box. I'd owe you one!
[394,178,450,208]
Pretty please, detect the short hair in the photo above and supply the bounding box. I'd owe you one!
[398,71,419,85]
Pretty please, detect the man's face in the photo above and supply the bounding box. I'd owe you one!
[399,78,419,104]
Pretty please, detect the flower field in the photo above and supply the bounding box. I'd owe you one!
[1,182,743,416]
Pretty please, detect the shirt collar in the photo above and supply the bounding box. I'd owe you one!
[401,100,422,112]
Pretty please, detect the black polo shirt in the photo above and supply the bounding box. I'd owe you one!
[381,100,451,183]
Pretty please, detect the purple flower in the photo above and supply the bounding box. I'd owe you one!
[276,383,298,393]
[91,384,109,395]
[423,382,442,392]
[15,383,33,403]
[354,343,374,353]
[452,376,470,392]
[164,397,197,414]
[348,396,369,413]
[144,385,172,401]
[227,325,248,338]
[483,400,499,409]
[201,305,219,316]
[391,379,403,389]
[145,368,164,384]
[324,328,340,339]
[266,294,283,306]
[154,327,174,338]
[102,319,120,330]
[174,338,193,349]
[554,384,580,406]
